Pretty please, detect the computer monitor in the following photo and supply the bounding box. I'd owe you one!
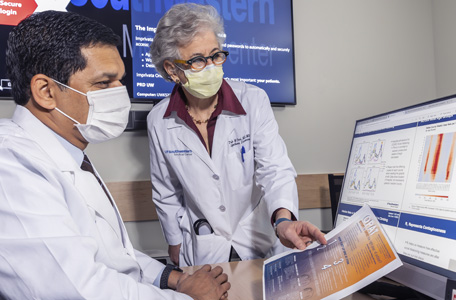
[334,94,456,299]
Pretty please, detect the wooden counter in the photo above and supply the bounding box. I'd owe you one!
[182,259,375,300]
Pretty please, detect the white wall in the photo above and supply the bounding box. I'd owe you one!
[0,0,443,252]
[433,1,456,97]
[281,0,436,174]
[0,101,15,119]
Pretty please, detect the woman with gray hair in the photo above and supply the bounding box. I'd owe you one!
[147,3,326,267]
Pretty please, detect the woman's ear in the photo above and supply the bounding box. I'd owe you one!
[29,74,57,110]
[163,60,180,83]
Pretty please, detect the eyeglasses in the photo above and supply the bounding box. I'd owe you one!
[174,51,229,71]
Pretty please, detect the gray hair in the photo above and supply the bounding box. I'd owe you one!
[150,3,226,82]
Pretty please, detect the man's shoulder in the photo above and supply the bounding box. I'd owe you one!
[0,118,25,141]
[0,118,41,156]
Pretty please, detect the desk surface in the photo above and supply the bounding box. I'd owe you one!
[182,259,375,300]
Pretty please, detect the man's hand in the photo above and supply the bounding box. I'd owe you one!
[276,220,327,250]
[168,244,181,266]
[176,265,231,300]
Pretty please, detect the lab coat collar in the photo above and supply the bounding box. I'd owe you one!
[52,130,84,167]
[211,81,247,160]
[12,105,78,172]
[163,80,246,166]
[162,81,248,172]
[218,80,246,115]
[163,85,193,124]
[11,105,127,247]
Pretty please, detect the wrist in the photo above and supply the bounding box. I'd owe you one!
[273,217,292,237]
[275,208,292,221]
[271,208,293,226]
[160,264,183,290]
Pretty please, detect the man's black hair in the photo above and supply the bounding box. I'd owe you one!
[6,10,121,105]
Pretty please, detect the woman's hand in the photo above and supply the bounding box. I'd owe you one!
[276,220,327,250]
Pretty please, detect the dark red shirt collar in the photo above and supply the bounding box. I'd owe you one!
[163,80,246,155]
[162,80,246,156]
[163,80,245,118]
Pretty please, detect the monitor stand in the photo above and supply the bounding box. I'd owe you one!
[387,262,447,299]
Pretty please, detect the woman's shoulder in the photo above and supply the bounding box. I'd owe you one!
[224,79,269,106]
[225,79,263,92]
[147,97,171,126]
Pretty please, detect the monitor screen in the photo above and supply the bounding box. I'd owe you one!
[334,94,456,299]
[0,0,296,106]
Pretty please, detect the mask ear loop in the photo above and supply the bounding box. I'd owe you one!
[54,107,81,125]
[52,79,87,96]
[51,78,86,125]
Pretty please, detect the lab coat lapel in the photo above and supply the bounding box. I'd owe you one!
[74,171,123,241]
[12,106,124,242]
[211,113,239,161]
[166,117,217,174]
[82,165,136,257]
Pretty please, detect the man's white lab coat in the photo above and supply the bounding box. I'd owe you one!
[148,80,299,266]
[0,106,191,299]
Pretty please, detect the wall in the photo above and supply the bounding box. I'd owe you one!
[282,0,436,174]
[433,1,456,97]
[0,0,439,253]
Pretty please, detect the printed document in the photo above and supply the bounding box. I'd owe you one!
[263,205,402,300]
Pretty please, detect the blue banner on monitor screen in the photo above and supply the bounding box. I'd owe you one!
[130,0,296,105]
[337,203,400,227]
[398,213,456,240]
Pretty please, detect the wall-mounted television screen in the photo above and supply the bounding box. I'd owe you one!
[0,0,296,106]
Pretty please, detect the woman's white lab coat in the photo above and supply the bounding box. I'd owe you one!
[148,80,299,266]
[0,106,191,299]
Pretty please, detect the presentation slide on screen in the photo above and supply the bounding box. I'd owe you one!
[131,0,295,104]
[0,0,296,104]
[336,101,456,273]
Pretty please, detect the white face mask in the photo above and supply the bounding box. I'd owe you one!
[52,79,131,144]
[182,64,224,99]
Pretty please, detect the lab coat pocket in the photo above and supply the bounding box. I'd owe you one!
[239,200,276,257]
[227,148,254,190]
[178,210,194,267]
[193,233,231,265]
[178,211,229,266]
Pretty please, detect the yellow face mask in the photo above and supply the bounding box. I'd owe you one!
[182,65,224,99]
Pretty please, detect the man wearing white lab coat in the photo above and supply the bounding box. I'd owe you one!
[0,11,229,300]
